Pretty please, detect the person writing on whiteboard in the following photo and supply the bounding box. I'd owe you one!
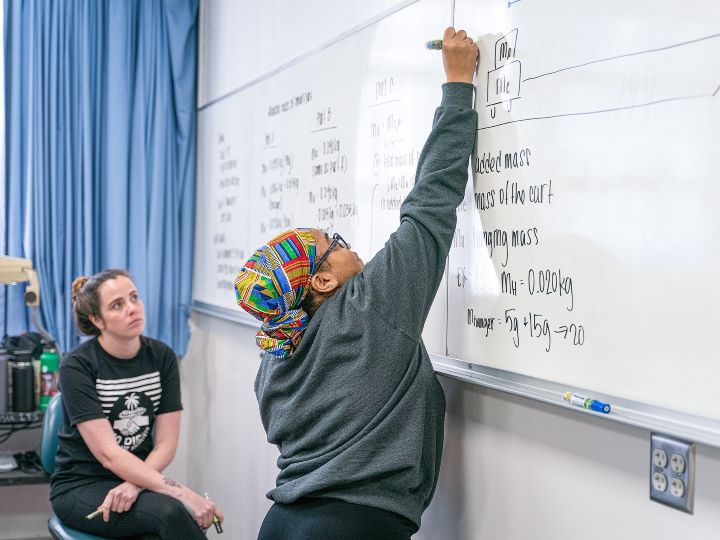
[50,269,223,538]
[235,27,478,539]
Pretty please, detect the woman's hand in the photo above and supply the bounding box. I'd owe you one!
[442,26,479,83]
[178,488,224,530]
[100,481,143,522]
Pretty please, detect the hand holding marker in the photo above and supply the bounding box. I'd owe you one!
[425,28,479,89]
[204,492,224,534]
[87,492,224,533]
[564,392,611,414]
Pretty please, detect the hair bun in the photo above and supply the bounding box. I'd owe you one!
[71,276,89,300]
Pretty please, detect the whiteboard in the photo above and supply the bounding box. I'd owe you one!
[193,0,720,444]
[448,0,720,422]
[193,0,450,353]
[198,0,418,106]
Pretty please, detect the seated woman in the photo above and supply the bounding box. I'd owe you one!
[50,269,223,539]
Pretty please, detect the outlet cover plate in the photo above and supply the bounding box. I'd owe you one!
[650,433,695,513]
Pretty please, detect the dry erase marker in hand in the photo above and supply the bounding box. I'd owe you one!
[563,392,611,414]
[203,492,223,534]
[426,40,443,50]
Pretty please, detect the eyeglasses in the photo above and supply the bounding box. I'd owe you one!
[313,233,349,274]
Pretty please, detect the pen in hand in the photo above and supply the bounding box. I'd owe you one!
[86,508,103,520]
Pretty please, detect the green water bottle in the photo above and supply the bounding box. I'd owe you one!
[39,343,59,411]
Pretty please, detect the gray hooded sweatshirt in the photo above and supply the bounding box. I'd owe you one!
[255,82,477,529]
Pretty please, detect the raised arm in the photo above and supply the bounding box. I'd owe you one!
[359,27,479,338]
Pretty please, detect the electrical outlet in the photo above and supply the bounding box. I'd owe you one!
[650,433,695,513]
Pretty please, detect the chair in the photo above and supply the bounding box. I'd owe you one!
[40,393,107,540]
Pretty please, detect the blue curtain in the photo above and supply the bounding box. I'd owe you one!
[2,0,198,355]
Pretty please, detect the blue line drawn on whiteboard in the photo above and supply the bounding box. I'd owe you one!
[478,30,720,131]
[507,0,522,7]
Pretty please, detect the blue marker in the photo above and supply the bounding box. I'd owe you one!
[588,399,612,414]
[425,40,443,50]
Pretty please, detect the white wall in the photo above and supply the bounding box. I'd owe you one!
[181,313,720,539]
[177,314,277,539]
[422,381,720,539]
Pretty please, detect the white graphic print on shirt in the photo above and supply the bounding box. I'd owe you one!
[96,372,161,451]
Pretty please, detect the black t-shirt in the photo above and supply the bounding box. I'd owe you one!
[50,336,182,499]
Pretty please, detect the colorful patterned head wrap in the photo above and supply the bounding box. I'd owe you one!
[234,228,317,358]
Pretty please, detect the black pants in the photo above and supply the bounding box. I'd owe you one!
[50,480,206,539]
[258,498,417,540]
